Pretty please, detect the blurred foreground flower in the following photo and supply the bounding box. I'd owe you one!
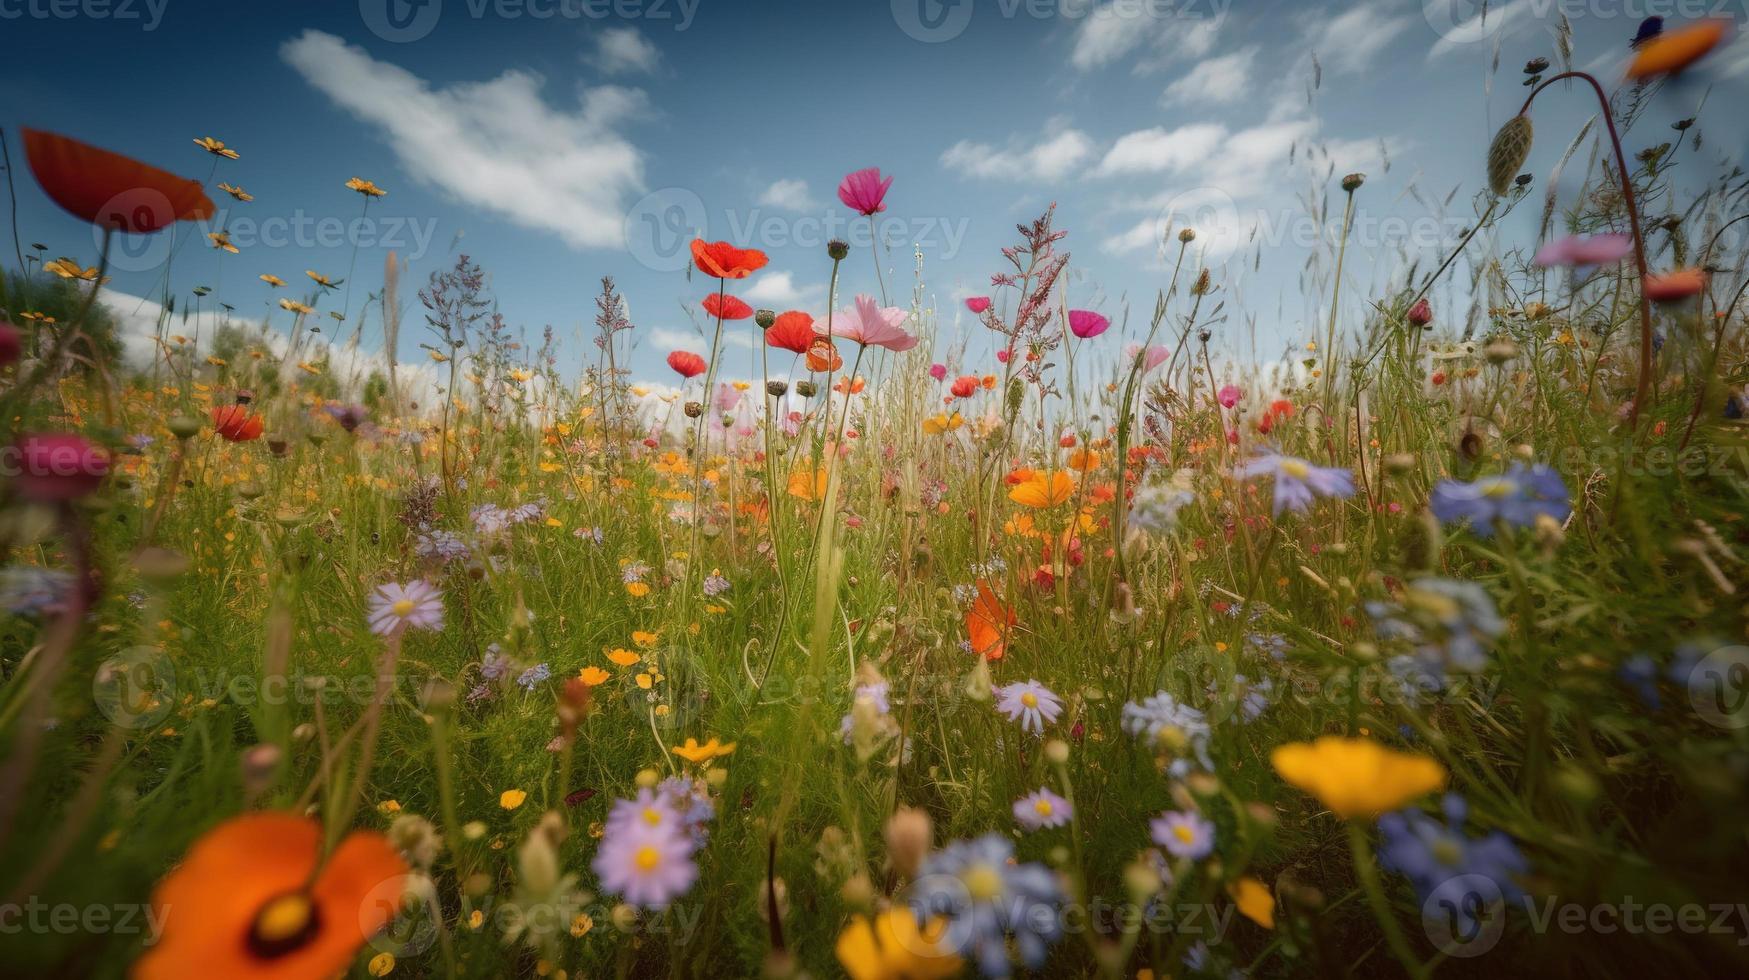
[1271,737,1445,819]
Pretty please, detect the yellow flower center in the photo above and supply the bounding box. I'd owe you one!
[1020,692,1039,708]
[634,846,661,872]
[1034,799,1055,817]
[641,807,663,826]
[1431,838,1464,866]
[391,599,416,617]
[251,892,317,954]
[962,864,1004,901]
[1279,458,1310,480]
[1173,825,1196,845]
[1480,478,1516,499]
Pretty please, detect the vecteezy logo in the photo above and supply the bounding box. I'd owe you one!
[363,874,440,957]
[892,0,975,42]
[92,646,176,729]
[1687,645,1749,729]
[623,188,707,273]
[361,0,443,43]
[1421,873,1508,957]
[1421,0,1513,46]
[96,188,178,274]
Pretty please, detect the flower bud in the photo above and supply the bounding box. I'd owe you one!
[766,380,788,398]
[754,309,776,329]
[167,415,203,440]
[684,401,703,418]
[1177,227,1196,243]
[1341,172,1365,192]
[827,240,849,261]
[794,381,817,398]
[1407,297,1433,328]
[1487,116,1534,196]
[884,807,932,878]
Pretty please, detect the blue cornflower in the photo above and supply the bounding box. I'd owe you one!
[1368,579,1505,691]
[1121,691,1213,776]
[516,663,552,691]
[702,570,731,597]
[1378,794,1527,940]
[1429,462,1570,536]
[480,645,511,681]
[910,834,1063,977]
[416,529,470,563]
[1236,452,1355,516]
[1619,654,1661,709]
[1207,673,1272,723]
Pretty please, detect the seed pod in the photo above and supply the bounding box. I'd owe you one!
[1177,227,1196,243]
[794,380,817,398]
[1341,172,1366,192]
[754,309,776,329]
[683,401,703,418]
[766,380,788,397]
[1488,115,1534,195]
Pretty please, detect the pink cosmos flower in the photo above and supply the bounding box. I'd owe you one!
[837,168,893,217]
[965,296,991,314]
[1533,233,1633,268]
[1124,343,1170,373]
[1067,310,1110,339]
[714,383,743,413]
[929,363,947,381]
[1217,385,1242,409]
[829,294,918,352]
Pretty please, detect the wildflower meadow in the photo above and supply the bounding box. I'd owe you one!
[1,5,1748,979]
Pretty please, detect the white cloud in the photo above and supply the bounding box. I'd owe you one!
[282,29,644,250]
[941,122,1095,181]
[1071,2,1220,72]
[648,326,751,353]
[758,178,815,211]
[590,27,660,74]
[1161,46,1258,106]
[1095,123,1226,176]
[1305,0,1413,74]
[743,271,821,308]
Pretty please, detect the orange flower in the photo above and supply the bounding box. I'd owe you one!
[788,467,830,501]
[965,579,1015,661]
[211,405,264,442]
[23,129,213,233]
[135,813,404,980]
[1066,449,1100,471]
[766,311,818,354]
[1626,19,1732,81]
[834,375,867,395]
[690,239,769,279]
[806,338,843,373]
[1644,267,1707,302]
[1009,470,1074,509]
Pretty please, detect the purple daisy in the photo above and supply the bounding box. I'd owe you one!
[995,680,1063,735]
[1013,788,1073,831]
[1150,810,1216,861]
[366,580,445,636]
[591,818,698,909]
[1236,452,1355,515]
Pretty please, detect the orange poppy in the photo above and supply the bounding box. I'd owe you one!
[787,467,831,501]
[1644,267,1707,302]
[1627,19,1732,81]
[950,375,979,399]
[211,405,264,442]
[135,813,405,980]
[766,311,819,354]
[807,337,843,373]
[701,293,753,320]
[965,579,1015,661]
[690,239,769,279]
[1009,470,1075,509]
[23,129,213,233]
[834,375,867,395]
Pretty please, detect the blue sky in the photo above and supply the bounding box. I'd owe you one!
[4,0,1745,386]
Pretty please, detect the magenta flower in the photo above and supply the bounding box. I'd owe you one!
[1124,343,1170,373]
[965,296,992,314]
[837,167,893,217]
[13,432,107,502]
[1217,385,1242,409]
[1067,310,1110,339]
[996,348,1011,364]
[1533,233,1633,268]
[829,294,918,352]
[1407,298,1433,327]
[929,363,947,381]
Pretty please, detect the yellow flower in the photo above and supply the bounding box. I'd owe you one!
[1008,470,1074,509]
[835,909,962,980]
[671,737,736,765]
[346,176,388,197]
[217,182,253,202]
[499,789,528,810]
[577,666,612,686]
[192,136,239,159]
[376,799,402,816]
[787,467,830,501]
[307,270,338,289]
[625,581,651,597]
[207,231,239,254]
[428,350,450,363]
[1066,448,1100,471]
[635,673,654,690]
[1269,737,1445,819]
[278,298,315,315]
[570,912,594,937]
[922,412,964,435]
[259,273,285,287]
[607,648,641,667]
[631,630,659,648]
[368,952,396,976]
[42,258,106,282]
[1228,876,1275,929]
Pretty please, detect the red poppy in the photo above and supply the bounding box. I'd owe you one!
[135,813,405,980]
[211,405,264,442]
[667,350,707,379]
[766,311,818,354]
[22,129,214,233]
[806,338,842,373]
[1644,267,1707,302]
[701,293,753,320]
[950,375,979,399]
[690,239,768,279]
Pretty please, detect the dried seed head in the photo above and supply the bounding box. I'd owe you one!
[766,380,788,397]
[794,380,817,398]
[683,401,703,418]
[1177,227,1197,243]
[1341,172,1366,192]
[1488,116,1534,195]
[1192,268,1212,295]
